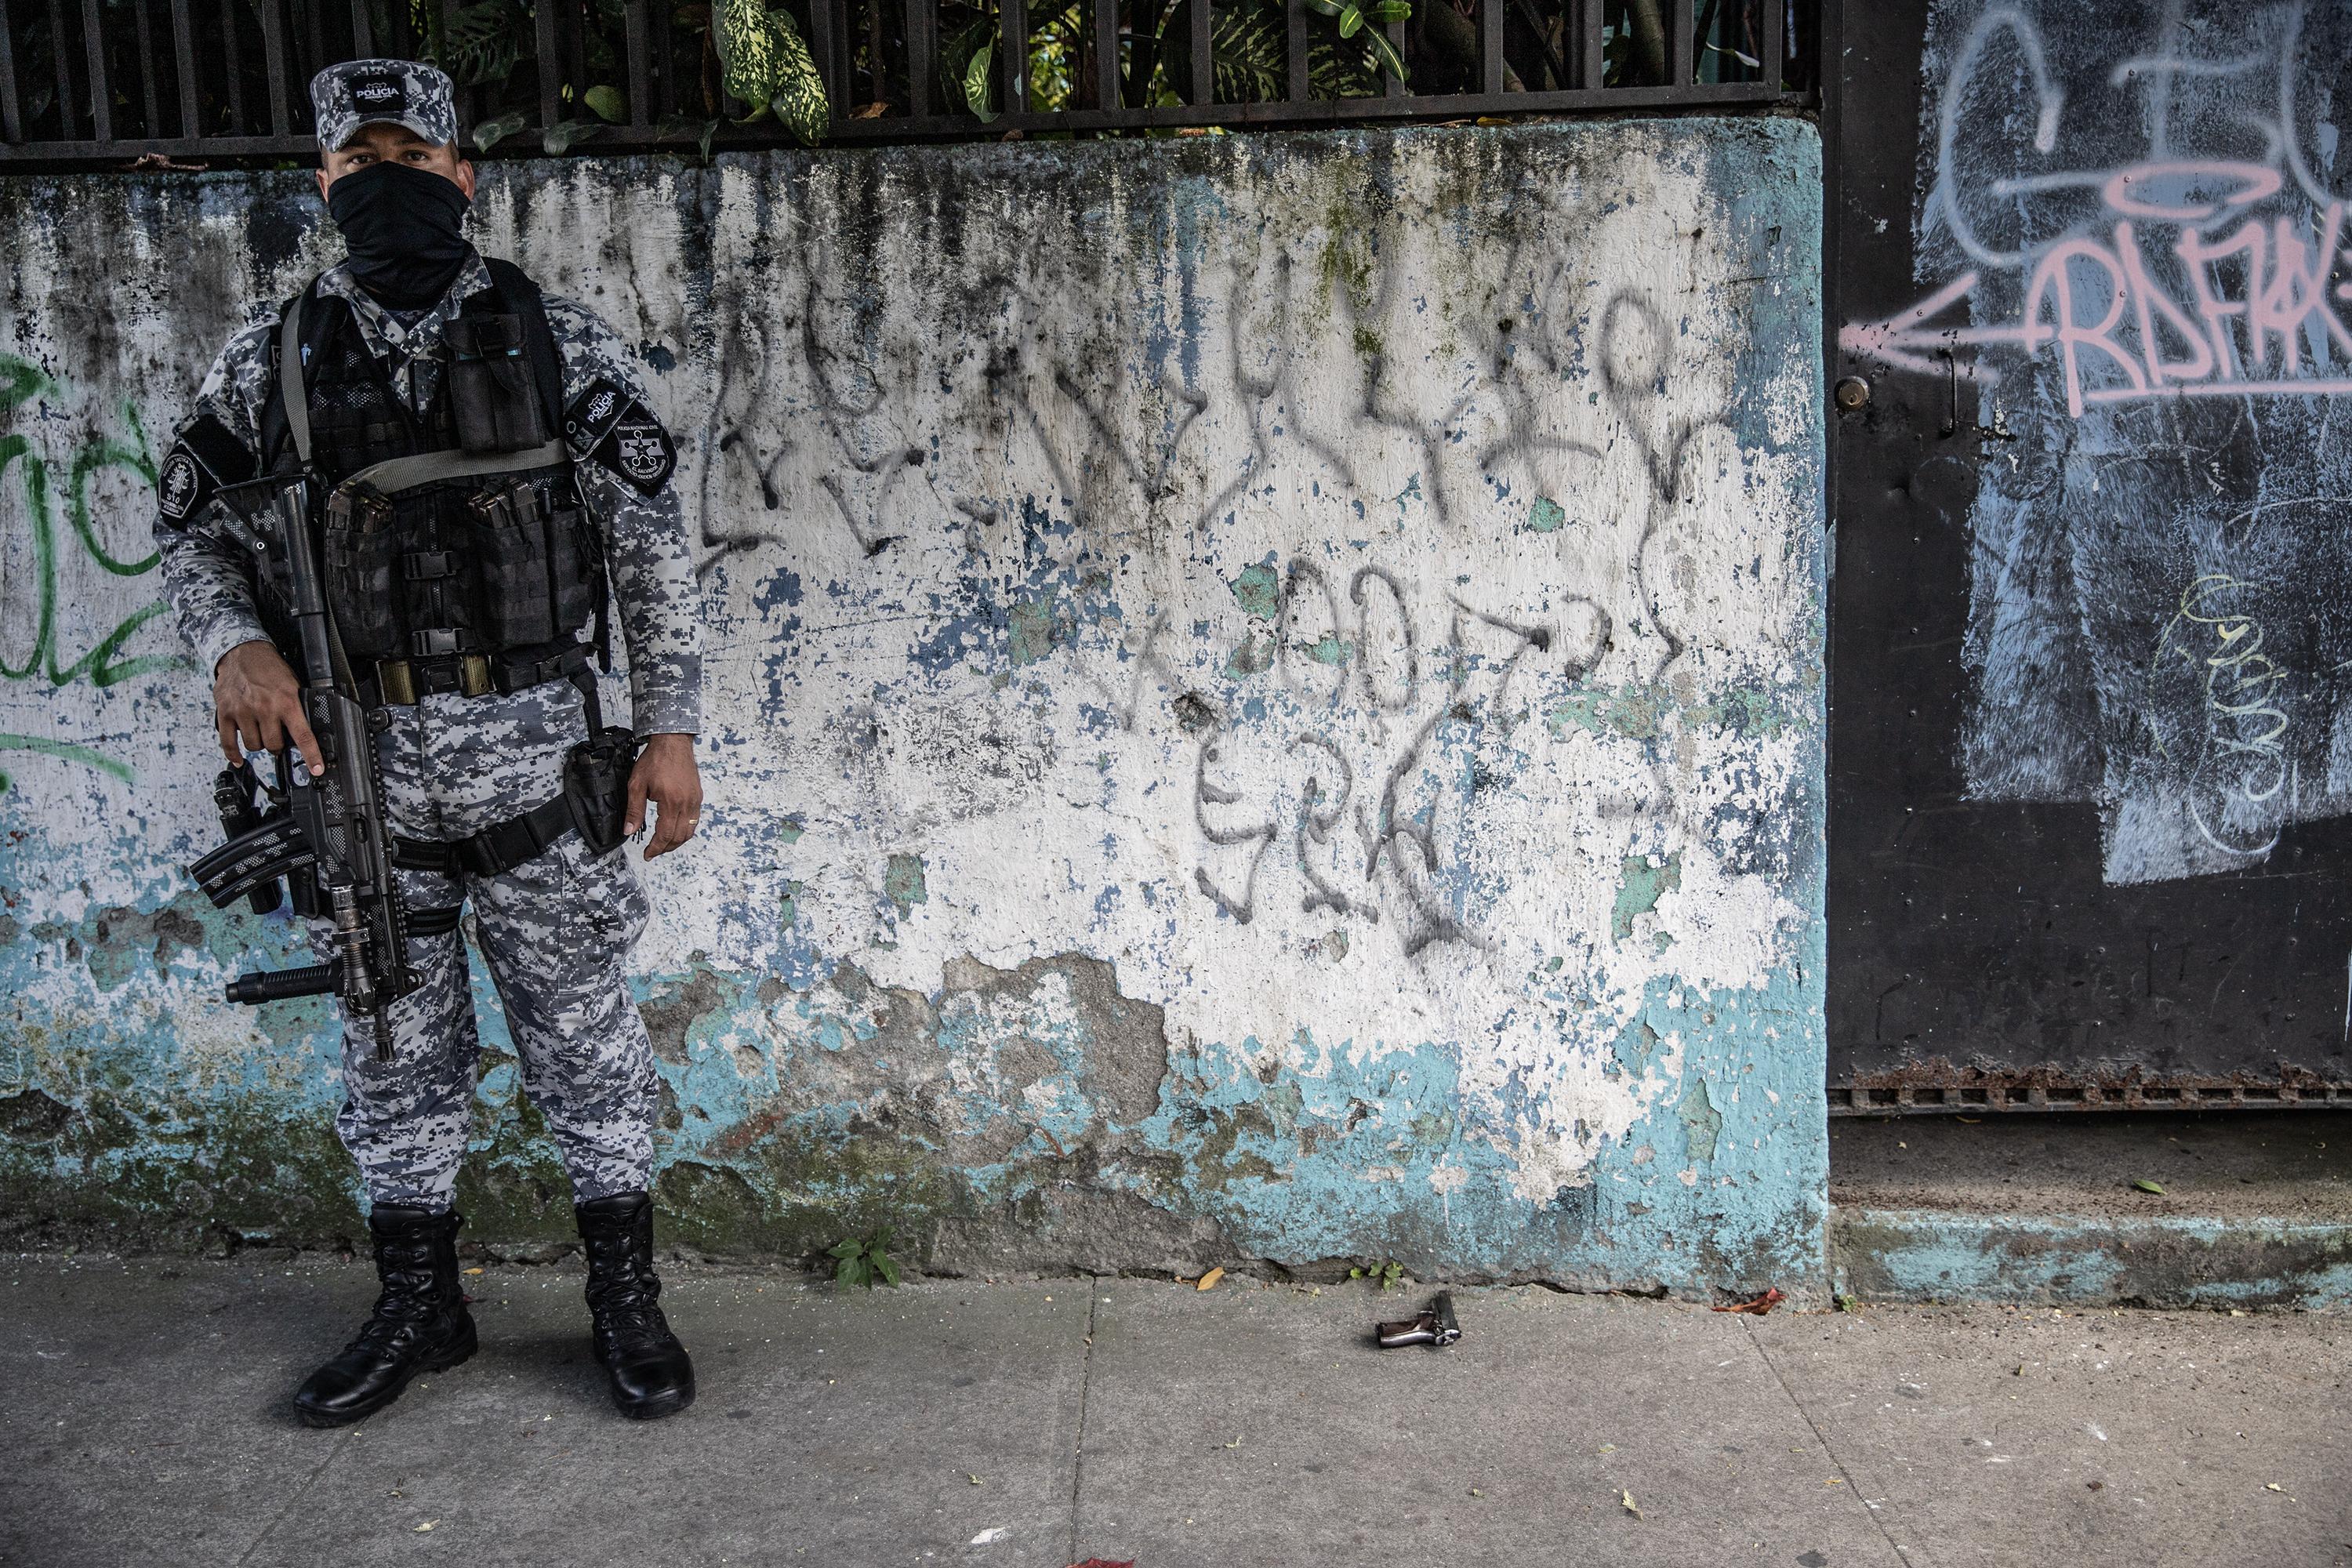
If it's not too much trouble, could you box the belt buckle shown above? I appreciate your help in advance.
[377,659,419,706]
[459,654,493,698]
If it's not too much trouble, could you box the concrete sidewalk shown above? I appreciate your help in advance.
[1,1255,2344,1568]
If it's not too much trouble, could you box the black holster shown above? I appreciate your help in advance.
[565,727,640,858]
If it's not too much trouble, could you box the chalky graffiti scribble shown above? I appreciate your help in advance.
[1861,2,2352,883]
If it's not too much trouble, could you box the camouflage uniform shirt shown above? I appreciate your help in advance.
[151,251,702,738]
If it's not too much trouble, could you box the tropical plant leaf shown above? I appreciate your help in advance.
[1210,5,1285,104]
[472,110,528,151]
[714,0,828,141]
[655,111,724,158]
[874,1252,902,1287]
[767,5,830,144]
[828,1237,863,1258]
[1359,24,1404,80]
[437,0,521,86]
[964,37,998,122]
[542,118,601,154]
[1171,0,1403,103]
[713,0,782,105]
[583,84,628,122]
[937,16,993,115]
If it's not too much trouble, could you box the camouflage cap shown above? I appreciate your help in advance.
[310,59,459,151]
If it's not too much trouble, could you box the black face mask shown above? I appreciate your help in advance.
[325,160,474,310]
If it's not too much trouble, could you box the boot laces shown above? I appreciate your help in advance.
[597,1297,677,1355]
[349,1234,447,1353]
[587,1253,674,1353]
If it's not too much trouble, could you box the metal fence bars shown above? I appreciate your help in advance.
[0,0,1815,165]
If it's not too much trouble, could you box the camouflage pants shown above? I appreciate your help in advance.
[314,678,657,1212]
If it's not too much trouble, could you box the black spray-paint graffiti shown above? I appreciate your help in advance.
[686,177,1755,946]
[1882,1,2352,883]
[0,354,184,792]
[1186,558,1612,958]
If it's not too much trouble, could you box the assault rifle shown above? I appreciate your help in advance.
[187,472,417,1061]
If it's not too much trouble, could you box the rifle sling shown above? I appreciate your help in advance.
[345,441,569,495]
[278,297,314,465]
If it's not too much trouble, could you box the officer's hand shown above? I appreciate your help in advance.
[628,732,702,859]
[214,640,323,775]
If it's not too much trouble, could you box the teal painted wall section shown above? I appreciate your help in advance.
[1836,1209,2352,1309]
[0,119,1827,1294]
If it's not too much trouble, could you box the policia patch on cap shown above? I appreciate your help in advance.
[347,71,408,117]
[154,413,258,526]
[564,377,676,495]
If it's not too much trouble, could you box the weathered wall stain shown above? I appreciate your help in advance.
[0,121,1826,1293]
[1849,1,2352,884]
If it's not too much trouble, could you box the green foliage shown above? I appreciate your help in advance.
[656,113,725,160]
[387,0,1422,149]
[768,15,831,143]
[1349,1258,1406,1290]
[714,0,833,144]
[472,111,528,151]
[1205,5,1285,103]
[1299,0,1408,80]
[542,118,601,154]
[829,1227,903,1290]
[1162,0,1410,107]
[1020,2,1085,110]
[938,16,996,119]
[435,0,524,86]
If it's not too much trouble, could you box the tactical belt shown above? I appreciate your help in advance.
[364,642,593,707]
[394,792,578,880]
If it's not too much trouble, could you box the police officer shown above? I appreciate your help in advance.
[151,60,705,1425]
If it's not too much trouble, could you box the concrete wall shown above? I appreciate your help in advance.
[0,119,1826,1294]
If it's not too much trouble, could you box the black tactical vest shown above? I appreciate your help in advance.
[259,259,602,702]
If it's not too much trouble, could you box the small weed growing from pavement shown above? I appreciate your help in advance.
[830,1228,902,1290]
[1350,1259,1406,1290]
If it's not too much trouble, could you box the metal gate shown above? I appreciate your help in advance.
[1827,0,2352,1112]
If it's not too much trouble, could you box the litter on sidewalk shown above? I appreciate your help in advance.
[1711,1288,1784,1316]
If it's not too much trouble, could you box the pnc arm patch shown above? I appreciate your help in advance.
[154,413,258,527]
[564,377,677,496]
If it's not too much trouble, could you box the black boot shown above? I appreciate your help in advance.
[576,1192,695,1421]
[293,1204,477,1428]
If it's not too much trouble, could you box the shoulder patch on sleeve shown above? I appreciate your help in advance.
[564,376,632,456]
[155,412,258,527]
[576,394,677,495]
